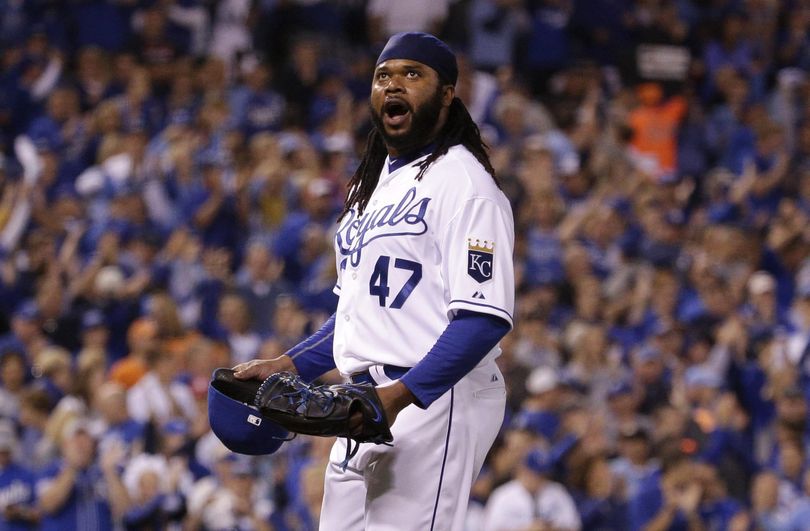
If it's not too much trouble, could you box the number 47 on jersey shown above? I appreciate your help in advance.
[368,255,421,309]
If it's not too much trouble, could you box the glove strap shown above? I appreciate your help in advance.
[339,437,360,472]
[338,437,393,472]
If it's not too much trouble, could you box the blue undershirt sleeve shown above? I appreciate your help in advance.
[286,313,337,382]
[400,310,511,408]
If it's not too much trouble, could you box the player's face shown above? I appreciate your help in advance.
[370,59,454,156]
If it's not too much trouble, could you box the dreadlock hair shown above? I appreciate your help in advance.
[339,97,498,219]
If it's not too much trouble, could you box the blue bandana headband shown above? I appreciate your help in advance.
[376,32,458,86]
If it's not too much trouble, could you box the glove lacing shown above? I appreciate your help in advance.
[255,373,391,472]
[280,386,360,471]
[255,374,337,412]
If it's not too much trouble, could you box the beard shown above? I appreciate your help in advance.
[370,86,445,154]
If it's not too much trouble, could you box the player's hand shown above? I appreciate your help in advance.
[233,355,297,381]
[362,381,415,431]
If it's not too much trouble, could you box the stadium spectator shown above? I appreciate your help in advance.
[0,421,38,530]
[186,453,273,531]
[0,350,27,422]
[484,448,581,531]
[121,453,186,530]
[36,418,130,531]
[125,347,197,427]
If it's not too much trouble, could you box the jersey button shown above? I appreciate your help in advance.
[344,315,350,321]
[352,273,357,280]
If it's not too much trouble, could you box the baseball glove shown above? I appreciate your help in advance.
[254,371,393,469]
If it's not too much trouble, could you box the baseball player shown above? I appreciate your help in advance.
[234,31,514,530]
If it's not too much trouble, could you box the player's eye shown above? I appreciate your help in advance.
[376,72,389,81]
[406,70,420,79]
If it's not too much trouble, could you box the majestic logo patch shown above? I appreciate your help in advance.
[247,414,262,426]
[467,238,494,283]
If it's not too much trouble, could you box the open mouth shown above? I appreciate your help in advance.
[383,99,411,128]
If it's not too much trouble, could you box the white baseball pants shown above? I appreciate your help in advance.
[319,360,506,530]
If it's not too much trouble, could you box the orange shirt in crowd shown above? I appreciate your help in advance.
[628,83,688,174]
[109,357,148,389]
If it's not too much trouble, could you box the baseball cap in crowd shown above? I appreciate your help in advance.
[659,171,682,186]
[707,202,742,225]
[123,454,166,499]
[619,425,650,441]
[278,133,303,156]
[523,448,554,475]
[683,366,723,390]
[13,300,40,321]
[323,133,354,154]
[522,133,552,154]
[557,371,589,395]
[511,409,560,440]
[748,271,776,296]
[306,178,334,199]
[168,109,193,127]
[63,416,102,440]
[208,369,290,455]
[81,309,107,331]
[228,455,257,477]
[607,379,634,400]
[526,366,559,395]
[161,419,190,436]
[30,132,60,154]
[633,344,662,364]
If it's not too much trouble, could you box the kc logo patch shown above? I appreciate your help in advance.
[467,238,494,283]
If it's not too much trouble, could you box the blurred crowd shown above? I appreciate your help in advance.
[0,0,809,529]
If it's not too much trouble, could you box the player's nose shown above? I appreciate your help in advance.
[384,75,405,93]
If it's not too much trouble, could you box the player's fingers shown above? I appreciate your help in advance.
[233,361,260,379]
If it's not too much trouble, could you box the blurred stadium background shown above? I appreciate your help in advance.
[0,0,809,529]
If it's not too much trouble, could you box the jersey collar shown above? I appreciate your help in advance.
[386,142,436,174]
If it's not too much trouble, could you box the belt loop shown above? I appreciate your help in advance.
[351,365,411,385]
[369,365,390,385]
[351,371,375,385]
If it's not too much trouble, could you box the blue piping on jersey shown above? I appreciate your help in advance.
[287,314,338,382]
[289,330,333,361]
[448,299,513,322]
[430,387,454,531]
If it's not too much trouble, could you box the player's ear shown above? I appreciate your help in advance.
[441,84,454,107]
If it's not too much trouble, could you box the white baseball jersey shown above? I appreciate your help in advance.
[332,144,515,376]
